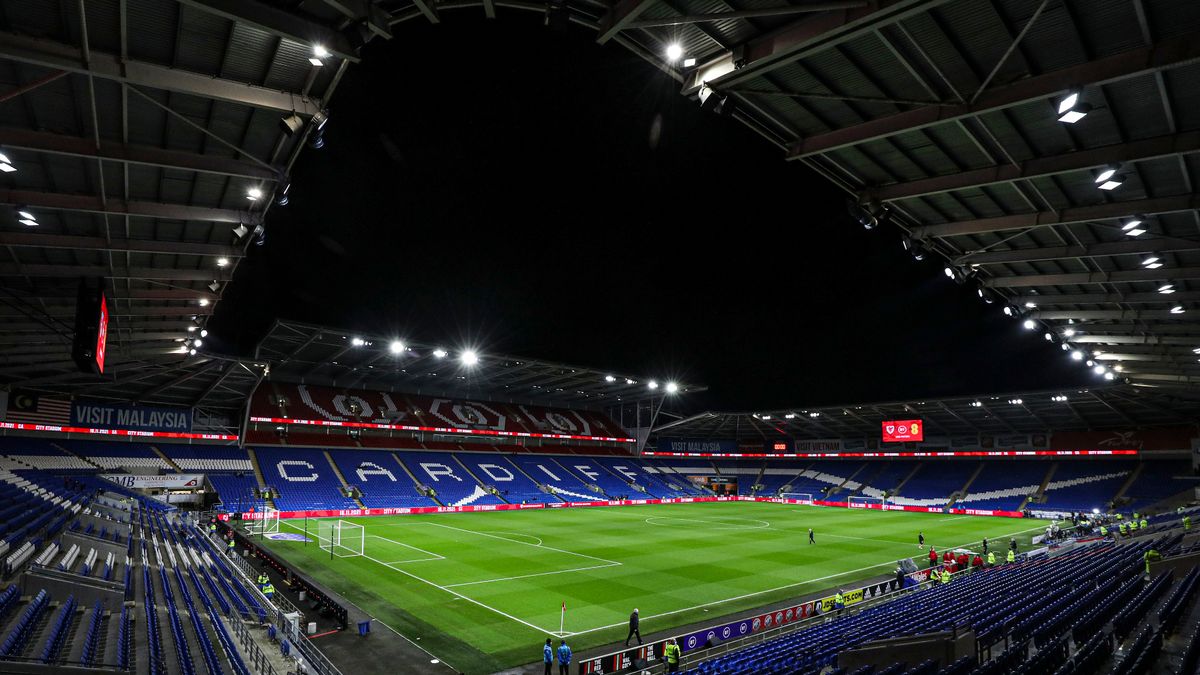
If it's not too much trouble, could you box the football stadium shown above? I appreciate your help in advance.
[3,1,1200,675]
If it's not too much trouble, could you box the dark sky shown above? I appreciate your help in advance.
[207,13,1089,412]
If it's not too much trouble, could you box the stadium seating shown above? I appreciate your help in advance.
[680,535,1180,675]
[454,453,560,504]
[955,461,1050,511]
[162,446,254,473]
[58,441,169,469]
[756,462,810,496]
[326,450,439,508]
[854,461,919,499]
[589,457,691,498]
[507,454,607,500]
[1121,460,1200,511]
[251,446,359,511]
[888,462,978,507]
[0,437,97,471]
[393,451,505,506]
[1040,461,1135,513]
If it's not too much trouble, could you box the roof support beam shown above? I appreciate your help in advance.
[0,264,232,281]
[597,0,661,44]
[627,2,868,30]
[1072,335,1200,346]
[1030,309,1188,321]
[681,0,953,95]
[956,237,1200,265]
[1012,290,1200,305]
[0,188,259,224]
[913,195,1200,239]
[1068,325,1200,336]
[175,0,360,61]
[787,29,1200,160]
[869,131,1200,202]
[0,127,283,181]
[0,232,241,258]
[0,31,322,114]
[0,306,213,318]
[984,267,1200,288]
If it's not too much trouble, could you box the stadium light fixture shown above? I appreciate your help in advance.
[1092,507,1100,514]
[460,349,479,366]
[350,337,365,347]
[187,326,197,333]
[232,224,250,240]
[1062,328,1076,337]
[433,348,447,359]
[1104,372,1115,380]
[665,382,679,394]
[17,210,34,220]
[216,258,229,268]
[1024,301,1037,308]
[192,339,203,349]
[784,413,796,419]
[310,45,328,66]
[1023,319,1036,330]
[604,375,615,383]
[1171,305,1185,314]
[207,281,220,293]
[200,329,208,338]
[1003,306,1015,317]
[1160,284,1175,294]
[666,43,683,62]
[198,298,209,307]
[189,348,197,356]
[944,266,954,279]
[18,218,36,227]
[1094,164,1119,184]
[1142,256,1160,266]
[1071,350,1084,360]
[969,401,982,407]
[809,411,820,418]
[1008,398,1023,405]
[1056,90,1091,123]
[1044,332,1053,341]
[389,340,406,354]
[648,380,660,390]
[760,414,771,420]
[683,57,696,68]
[246,187,263,200]
[1093,365,1106,375]
[0,152,15,173]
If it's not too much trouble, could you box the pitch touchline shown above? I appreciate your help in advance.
[561,523,1046,638]
[279,520,560,635]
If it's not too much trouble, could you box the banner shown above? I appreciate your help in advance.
[102,474,204,489]
[72,401,194,433]
[657,438,738,454]
[1053,428,1195,453]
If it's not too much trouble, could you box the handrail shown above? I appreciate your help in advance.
[226,613,280,675]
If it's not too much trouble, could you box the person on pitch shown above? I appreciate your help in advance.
[918,531,924,548]
[556,640,572,675]
[625,608,642,646]
[808,528,815,544]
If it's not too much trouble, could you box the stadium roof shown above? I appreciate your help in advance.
[253,320,704,406]
[650,383,1200,440]
[3,0,1200,415]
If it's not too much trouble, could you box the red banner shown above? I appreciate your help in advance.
[0,421,237,441]
[643,449,1137,458]
[882,419,923,443]
[238,495,1024,521]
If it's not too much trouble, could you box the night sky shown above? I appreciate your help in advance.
[207,14,1090,412]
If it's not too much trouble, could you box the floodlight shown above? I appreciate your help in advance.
[433,349,447,358]
[246,187,263,200]
[389,340,406,354]
[666,44,683,62]
[461,350,479,366]
[605,375,615,382]
[665,382,679,394]
[1023,319,1036,330]
[648,380,659,390]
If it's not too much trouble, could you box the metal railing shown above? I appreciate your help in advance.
[227,613,281,675]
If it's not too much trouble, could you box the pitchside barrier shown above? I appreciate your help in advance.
[577,565,950,675]
[236,496,1027,521]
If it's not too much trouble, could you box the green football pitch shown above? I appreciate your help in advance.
[257,501,1046,673]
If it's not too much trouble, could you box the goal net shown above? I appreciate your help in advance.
[317,520,365,558]
[848,495,886,509]
[780,493,814,504]
[246,507,280,535]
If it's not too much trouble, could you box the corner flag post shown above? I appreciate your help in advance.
[560,601,566,635]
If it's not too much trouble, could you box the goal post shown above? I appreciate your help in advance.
[780,493,814,504]
[848,495,886,509]
[317,520,364,558]
[246,507,280,536]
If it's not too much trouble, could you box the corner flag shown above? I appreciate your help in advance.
[560,601,566,635]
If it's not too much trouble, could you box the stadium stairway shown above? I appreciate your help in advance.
[244,447,273,509]
[945,463,986,508]
[150,446,183,471]
[1018,461,1059,511]
[322,450,367,509]
[451,456,510,504]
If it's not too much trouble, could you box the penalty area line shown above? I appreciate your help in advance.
[443,562,622,588]
[278,520,560,637]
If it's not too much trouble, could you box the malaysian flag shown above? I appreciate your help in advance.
[7,393,72,426]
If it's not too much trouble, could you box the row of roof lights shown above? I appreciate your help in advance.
[1012,310,1121,380]
[1055,91,1126,191]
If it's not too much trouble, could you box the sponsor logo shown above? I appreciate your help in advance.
[264,533,311,542]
